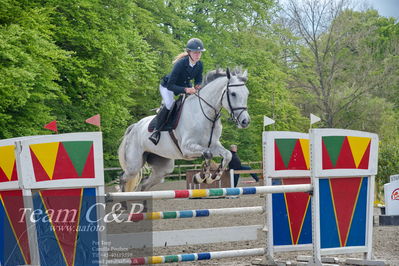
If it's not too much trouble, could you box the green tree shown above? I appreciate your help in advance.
[42,0,160,164]
[282,1,399,130]
[280,0,399,191]
[0,2,68,138]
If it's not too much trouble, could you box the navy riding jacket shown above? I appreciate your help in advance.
[161,56,203,95]
[229,151,242,170]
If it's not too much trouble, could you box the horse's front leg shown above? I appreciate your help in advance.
[181,141,207,158]
[205,142,232,184]
[180,142,213,183]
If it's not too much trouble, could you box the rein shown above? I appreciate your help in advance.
[193,79,247,148]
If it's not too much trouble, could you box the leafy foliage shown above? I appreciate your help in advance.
[0,3,68,138]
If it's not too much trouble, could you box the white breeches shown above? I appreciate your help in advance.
[159,85,174,110]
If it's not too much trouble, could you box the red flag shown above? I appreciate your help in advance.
[85,114,101,127]
[43,120,58,133]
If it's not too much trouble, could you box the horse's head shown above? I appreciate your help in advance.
[222,68,250,128]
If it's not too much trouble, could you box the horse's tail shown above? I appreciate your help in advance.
[118,123,143,192]
[118,123,135,171]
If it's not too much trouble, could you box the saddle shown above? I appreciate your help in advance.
[148,95,186,133]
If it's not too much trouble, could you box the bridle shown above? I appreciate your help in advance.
[194,77,248,147]
[224,82,248,125]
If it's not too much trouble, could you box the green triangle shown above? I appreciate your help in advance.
[62,141,93,176]
[322,136,345,167]
[275,139,298,168]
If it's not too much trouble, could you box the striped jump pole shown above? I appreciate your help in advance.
[121,206,264,221]
[108,248,265,265]
[107,184,313,201]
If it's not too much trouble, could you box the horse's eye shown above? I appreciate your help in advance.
[231,92,236,97]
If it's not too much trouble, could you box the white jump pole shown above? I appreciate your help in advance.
[119,206,265,221]
[107,248,266,265]
[107,184,313,201]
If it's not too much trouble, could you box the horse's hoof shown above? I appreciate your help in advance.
[214,174,221,181]
[205,177,214,184]
[118,176,127,192]
[203,150,213,160]
[194,173,205,184]
[105,195,113,203]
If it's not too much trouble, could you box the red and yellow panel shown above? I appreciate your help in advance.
[29,141,95,181]
[0,145,18,183]
[322,136,371,170]
[275,138,310,171]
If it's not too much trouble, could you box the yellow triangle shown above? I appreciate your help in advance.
[0,145,16,181]
[299,139,310,170]
[347,136,371,168]
[30,142,60,180]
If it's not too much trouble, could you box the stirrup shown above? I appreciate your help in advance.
[149,131,160,145]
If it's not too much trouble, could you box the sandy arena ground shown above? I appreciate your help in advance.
[106,178,399,265]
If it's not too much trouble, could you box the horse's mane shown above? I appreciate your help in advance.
[202,67,247,87]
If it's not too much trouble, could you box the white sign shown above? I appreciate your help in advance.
[390,174,399,182]
[384,180,399,215]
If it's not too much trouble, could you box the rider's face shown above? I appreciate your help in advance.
[189,51,202,63]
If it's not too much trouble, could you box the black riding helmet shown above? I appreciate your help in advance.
[186,38,206,52]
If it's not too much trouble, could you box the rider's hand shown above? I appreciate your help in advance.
[185,87,197,94]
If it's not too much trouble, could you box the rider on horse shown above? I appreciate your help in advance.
[149,38,206,145]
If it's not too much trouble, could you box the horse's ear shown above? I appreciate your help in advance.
[241,69,248,81]
[226,68,231,79]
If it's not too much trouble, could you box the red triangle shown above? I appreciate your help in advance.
[357,142,371,169]
[275,142,287,170]
[330,178,362,246]
[30,147,51,181]
[0,162,18,182]
[52,143,79,180]
[80,145,95,178]
[40,189,82,266]
[283,178,311,244]
[1,190,31,264]
[0,167,9,182]
[43,120,58,132]
[287,141,308,170]
[335,137,356,168]
[322,141,334,169]
[10,161,18,181]
[85,114,101,127]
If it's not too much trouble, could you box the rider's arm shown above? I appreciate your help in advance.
[194,61,203,88]
[166,59,187,95]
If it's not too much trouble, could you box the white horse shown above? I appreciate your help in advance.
[118,68,250,192]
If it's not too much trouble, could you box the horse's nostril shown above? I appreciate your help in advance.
[241,119,250,127]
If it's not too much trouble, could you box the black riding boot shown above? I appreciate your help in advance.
[149,107,169,145]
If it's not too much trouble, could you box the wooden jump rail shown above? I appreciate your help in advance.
[233,169,263,174]
[232,169,264,180]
